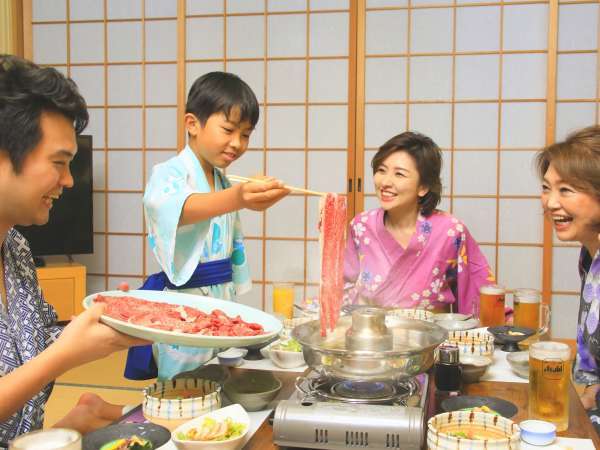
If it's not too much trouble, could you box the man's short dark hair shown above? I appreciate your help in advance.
[186,71,259,128]
[0,54,88,173]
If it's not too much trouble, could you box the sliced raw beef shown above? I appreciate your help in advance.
[94,295,265,336]
[318,193,347,336]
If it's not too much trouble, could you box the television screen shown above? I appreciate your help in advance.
[16,134,94,257]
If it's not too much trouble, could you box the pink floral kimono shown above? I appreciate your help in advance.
[344,209,494,314]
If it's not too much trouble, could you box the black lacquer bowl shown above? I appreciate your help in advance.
[487,326,535,352]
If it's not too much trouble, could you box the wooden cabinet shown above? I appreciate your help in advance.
[37,263,86,321]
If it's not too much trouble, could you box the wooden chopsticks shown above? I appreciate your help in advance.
[227,174,326,197]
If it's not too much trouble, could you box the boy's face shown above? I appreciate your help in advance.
[187,108,253,171]
[0,111,77,231]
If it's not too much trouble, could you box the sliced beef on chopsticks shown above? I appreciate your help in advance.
[318,193,347,336]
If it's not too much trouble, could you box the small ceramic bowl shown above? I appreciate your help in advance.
[217,348,248,367]
[427,411,520,449]
[268,341,306,369]
[506,351,529,379]
[387,308,435,322]
[171,404,250,450]
[519,420,556,446]
[460,355,492,383]
[223,371,282,412]
[446,330,495,357]
[143,378,221,430]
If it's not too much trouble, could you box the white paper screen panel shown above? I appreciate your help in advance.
[549,1,599,338]
[362,2,549,299]
[31,0,179,296]
[184,5,352,310]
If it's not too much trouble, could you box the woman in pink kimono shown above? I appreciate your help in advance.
[344,131,494,314]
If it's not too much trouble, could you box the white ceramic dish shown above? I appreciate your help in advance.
[83,290,282,347]
[171,404,250,450]
[460,355,492,383]
[506,351,529,379]
[267,340,305,369]
[519,420,556,446]
[217,348,248,367]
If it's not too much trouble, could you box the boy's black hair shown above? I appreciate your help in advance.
[186,71,259,128]
[0,54,89,173]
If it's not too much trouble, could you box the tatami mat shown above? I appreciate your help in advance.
[56,350,154,389]
[45,350,155,428]
[44,385,143,428]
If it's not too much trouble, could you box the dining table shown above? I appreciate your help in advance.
[236,366,600,450]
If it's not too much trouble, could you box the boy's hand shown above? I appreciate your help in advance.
[237,176,291,211]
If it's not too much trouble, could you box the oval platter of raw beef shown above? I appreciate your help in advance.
[82,290,283,348]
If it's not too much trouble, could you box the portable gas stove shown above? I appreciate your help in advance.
[272,307,446,450]
[272,371,429,450]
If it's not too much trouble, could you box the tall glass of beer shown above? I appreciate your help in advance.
[478,284,506,327]
[528,341,571,431]
[513,288,550,334]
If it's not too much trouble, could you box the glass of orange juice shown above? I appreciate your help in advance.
[272,282,295,319]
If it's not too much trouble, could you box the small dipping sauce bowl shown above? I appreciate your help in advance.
[217,348,248,367]
[519,420,556,446]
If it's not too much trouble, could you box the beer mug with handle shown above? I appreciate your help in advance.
[513,288,550,335]
[528,341,571,432]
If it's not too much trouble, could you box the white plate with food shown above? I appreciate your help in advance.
[83,290,282,348]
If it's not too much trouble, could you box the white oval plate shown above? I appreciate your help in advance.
[172,403,250,449]
[83,290,282,348]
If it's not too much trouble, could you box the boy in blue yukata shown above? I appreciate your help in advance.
[125,72,290,380]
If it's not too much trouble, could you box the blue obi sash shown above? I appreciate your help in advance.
[123,258,233,380]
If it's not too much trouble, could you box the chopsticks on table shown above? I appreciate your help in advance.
[227,174,326,197]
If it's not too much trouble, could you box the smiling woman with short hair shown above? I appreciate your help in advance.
[536,125,600,431]
[343,131,494,314]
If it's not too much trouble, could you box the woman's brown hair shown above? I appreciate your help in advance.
[536,125,600,199]
[371,131,442,216]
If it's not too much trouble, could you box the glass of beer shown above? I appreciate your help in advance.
[272,282,295,319]
[478,284,506,327]
[10,429,82,450]
[513,288,550,334]
[528,341,571,431]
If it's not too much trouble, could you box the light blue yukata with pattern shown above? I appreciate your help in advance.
[143,145,251,380]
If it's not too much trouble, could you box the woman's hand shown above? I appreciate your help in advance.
[237,176,290,211]
[580,384,600,410]
[53,303,150,370]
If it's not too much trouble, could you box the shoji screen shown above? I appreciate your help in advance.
[182,0,351,311]
[31,0,180,294]
[550,0,599,338]
[360,0,548,311]
[30,0,352,313]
